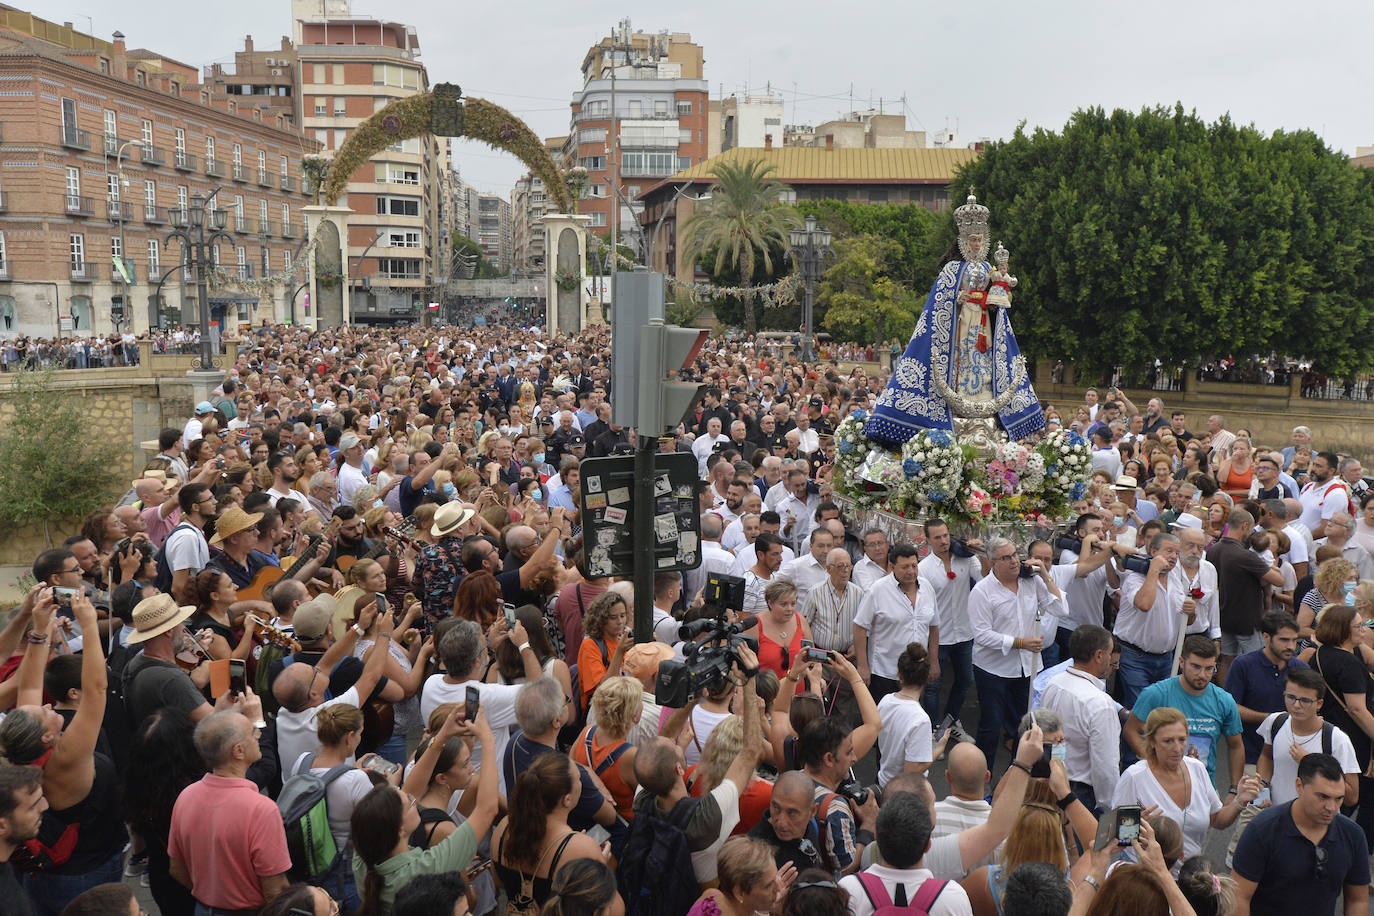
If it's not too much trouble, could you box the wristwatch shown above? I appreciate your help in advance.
[351,623,366,637]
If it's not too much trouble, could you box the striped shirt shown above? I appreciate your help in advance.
[801,579,864,651]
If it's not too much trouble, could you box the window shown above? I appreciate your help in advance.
[333,129,347,149]
[376,196,419,217]
[628,100,642,117]
[866,189,888,203]
[107,174,120,202]
[379,258,421,278]
[104,109,117,141]
[387,230,421,248]
[61,97,77,129]
[372,64,419,89]
[676,100,693,116]
[66,166,81,199]
[677,156,691,171]
[0,234,7,275]
[178,186,188,212]
[283,250,292,272]
[205,136,215,162]
[141,119,153,146]
[233,144,242,166]
[280,156,289,179]
[135,71,145,86]
[578,127,607,144]
[314,102,326,117]
[147,239,159,275]
[679,128,692,144]
[584,184,607,198]
[333,98,345,117]
[260,200,268,223]
[144,180,156,214]
[281,202,290,227]
[312,64,326,84]
[237,246,247,272]
[175,128,186,153]
[111,236,122,259]
[621,151,676,176]
[578,156,606,171]
[383,165,419,185]
[69,233,85,270]
[627,185,641,197]
[587,212,606,226]
[654,99,668,116]
[258,151,266,171]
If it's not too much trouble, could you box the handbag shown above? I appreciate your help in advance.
[1312,648,1374,779]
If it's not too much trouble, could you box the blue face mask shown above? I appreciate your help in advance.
[1345,581,1358,605]
[442,483,456,497]
[1051,744,1068,765]
[530,488,542,501]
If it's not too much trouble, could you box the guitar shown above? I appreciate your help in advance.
[237,532,326,602]
[382,525,423,552]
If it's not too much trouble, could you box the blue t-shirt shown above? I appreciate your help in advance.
[1224,649,1309,763]
[1131,676,1242,780]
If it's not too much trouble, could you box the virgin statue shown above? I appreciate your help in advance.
[864,192,1045,447]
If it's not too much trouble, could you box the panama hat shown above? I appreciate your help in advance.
[125,593,197,644]
[209,507,264,545]
[431,502,477,538]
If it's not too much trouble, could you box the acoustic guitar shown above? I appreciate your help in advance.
[236,532,325,602]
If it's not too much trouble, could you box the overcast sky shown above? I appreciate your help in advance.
[74,0,1374,195]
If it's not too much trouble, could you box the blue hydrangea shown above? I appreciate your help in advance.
[903,458,922,478]
[1046,463,1059,475]
[838,440,853,455]
[850,408,868,421]
[929,488,947,502]
[928,429,952,448]
[1070,482,1087,500]
[1067,431,1087,448]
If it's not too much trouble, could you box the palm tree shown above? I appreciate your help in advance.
[680,159,798,333]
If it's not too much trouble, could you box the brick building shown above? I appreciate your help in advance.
[0,10,317,337]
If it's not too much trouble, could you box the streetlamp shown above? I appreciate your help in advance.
[787,214,834,364]
[112,139,140,330]
[166,192,232,373]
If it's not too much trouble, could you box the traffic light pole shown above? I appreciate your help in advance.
[632,430,655,644]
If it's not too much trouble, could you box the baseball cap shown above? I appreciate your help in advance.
[293,596,337,642]
[808,396,824,408]
[338,433,362,451]
[194,401,216,415]
[569,435,586,447]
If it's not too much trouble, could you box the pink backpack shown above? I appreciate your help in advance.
[856,873,947,916]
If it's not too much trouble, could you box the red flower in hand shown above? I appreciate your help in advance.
[947,570,957,580]
[1190,587,1205,600]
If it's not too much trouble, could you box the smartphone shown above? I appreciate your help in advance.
[1031,742,1053,779]
[488,465,500,486]
[586,824,611,846]
[933,713,958,745]
[52,586,79,608]
[465,685,481,721]
[1114,805,1142,847]
[376,594,387,618]
[805,647,831,663]
[504,602,518,628]
[360,755,401,779]
[217,458,226,469]
[228,659,247,695]
[1250,786,1271,808]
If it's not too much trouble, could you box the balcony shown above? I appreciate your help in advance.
[236,264,255,280]
[0,262,9,280]
[65,195,95,217]
[205,158,225,178]
[235,217,258,235]
[258,220,278,237]
[143,205,168,225]
[280,174,295,192]
[70,262,99,282]
[376,267,423,280]
[140,144,165,167]
[61,126,91,151]
[282,221,299,238]
[174,151,197,172]
[106,199,132,221]
[257,170,275,188]
[103,135,121,156]
[232,164,248,182]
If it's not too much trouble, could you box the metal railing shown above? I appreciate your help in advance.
[0,190,9,212]
[282,221,299,238]
[62,126,91,150]
[103,135,121,156]
[232,164,248,182]
[205,158,225,178]
[257,170,275,188]
[65,195,94,216]
[280,174,295,192]
[140,144,165,166]
[234,217,256,234]
[106,199,132,221]
[174,151,197,171]
[70,262,98,281]
[143,205,168,225]
[258,220,278,237]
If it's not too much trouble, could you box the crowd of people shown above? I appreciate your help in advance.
[0,321,1372,916]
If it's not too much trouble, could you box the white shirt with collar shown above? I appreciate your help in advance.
[729,541,795,578]
[778,493,818,550]
[763,479,790,512]
[969,574,1064,678]
[691,433,728,477]
[1171,560,1220,638]
[852,573,937,681]
[685,539,736,603]
[851,555,889,591]
[1055,549,1112,631]
[721,517,749,553]
[918,553,981,645]
[778,552,828,595]
[1114,568,1185,654]
[1040,665,1122,804]
[795,426,819,454]
[839,863,972,916]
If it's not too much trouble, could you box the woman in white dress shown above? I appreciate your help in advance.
[1112,707,1261,859]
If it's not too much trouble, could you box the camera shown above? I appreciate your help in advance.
[1018,562,1041,579]
[703,572,745,611]
[949,537,977,559]
[655,615,760,708]
[835,776,881,807]
[1053,535,1083,554]
[1120,553,1153,575]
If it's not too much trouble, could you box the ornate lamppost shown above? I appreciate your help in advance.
[167,192,232,372]
[788,214,834,364]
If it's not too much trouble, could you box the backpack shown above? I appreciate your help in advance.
[616,796,703,916]
[277,753,352,880]
[254,640,290,716]
[154,523,202,593]
[855,873,948,916]
[502,830,576,916]
[1268,713,1334,755]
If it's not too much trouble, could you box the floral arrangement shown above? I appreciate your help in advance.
[1035,428,1093,506]
[554,268,582,293]
[892,429,965,514]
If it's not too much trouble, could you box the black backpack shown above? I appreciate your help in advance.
[154,523,202,593]
[1268,713,1334,755]
[616,796,702,916]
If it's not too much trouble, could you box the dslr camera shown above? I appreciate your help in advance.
[1120,553,1153,575]
[836,776,882,807]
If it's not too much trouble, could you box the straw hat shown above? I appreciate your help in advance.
[431,502,477,538]
[125,593,197,644]
[209,506,264,545]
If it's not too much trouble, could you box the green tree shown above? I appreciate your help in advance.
[0,367,121,545]
[452,234,504,279]
[953,105,1374,379]
[818,235,922,343]
[681,159,799,333]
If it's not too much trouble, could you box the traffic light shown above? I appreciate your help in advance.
[637,321,708,436]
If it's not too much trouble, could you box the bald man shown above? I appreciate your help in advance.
[748,770,824,873]
[931,742,993,868]
[112,504,146,537]
[134,477,183,549]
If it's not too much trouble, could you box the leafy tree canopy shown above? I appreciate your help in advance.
[953,104,1374,378]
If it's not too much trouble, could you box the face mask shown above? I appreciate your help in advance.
[1345,582,1358,605]
[530,488,542,501]
[373,500,384,509]
[1113,516,1125,527]
[1051,744,1068,765]
[532,453,545,466]
[442,483,456,497]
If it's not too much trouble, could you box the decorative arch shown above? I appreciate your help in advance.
[318,85,571,213]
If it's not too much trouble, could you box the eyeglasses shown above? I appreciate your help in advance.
[1314,845,1328,880]
[994,553,1019,563]
[1284,693,1319,707]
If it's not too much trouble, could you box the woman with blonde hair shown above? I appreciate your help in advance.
[962,802,1068,916]
[686,836,792,916]
[572,676,641,819]
[1299,557,1358,636]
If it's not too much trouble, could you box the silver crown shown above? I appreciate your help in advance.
[954,191,990,235]
[994,241,1009,264]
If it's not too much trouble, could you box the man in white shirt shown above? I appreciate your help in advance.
[335,433,368,509]
[779,528,832,595]
[853,543,938,704]
[1040,624,1120,813]
[969,538,1065,768]
[802,548,864,657]
[1258,667,1360,807]
[918,521,987,727]
[264,451,300,507]
[730,512,795,577]
[1113,532,1186,709]
[930,743,992,862]
[650,573,683,645]
[778,469,819,554]
[741,533,786,617]
[691,416,728,478]
[1317,512,1374,581]
[1089,428,1121,480]
[852,529,890,591]
[721,495,762,552]
[839,792,974,916]
[685,513,737,603]
[182,400,217,448]
[1299,451,1351,539]
[420,618,543,792]
[1172,526,1221,641]
[1049,514,1126,662]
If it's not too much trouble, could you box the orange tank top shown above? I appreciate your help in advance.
[1224,462,1254,493]
[573,724,635,819]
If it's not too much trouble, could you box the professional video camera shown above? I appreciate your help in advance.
[1120,552,1153,575]
[654,613,760,707]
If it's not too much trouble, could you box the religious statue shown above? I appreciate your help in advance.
[864,192,1044,447]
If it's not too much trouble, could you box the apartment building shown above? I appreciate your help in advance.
[0,10,316,337]
[475,194,512,273]
[198,35,300,127]
[510,136,566,275]
[567,21,708,251]
[784,110,926,149]
[720,91,784,152]
[296,10,442,325]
